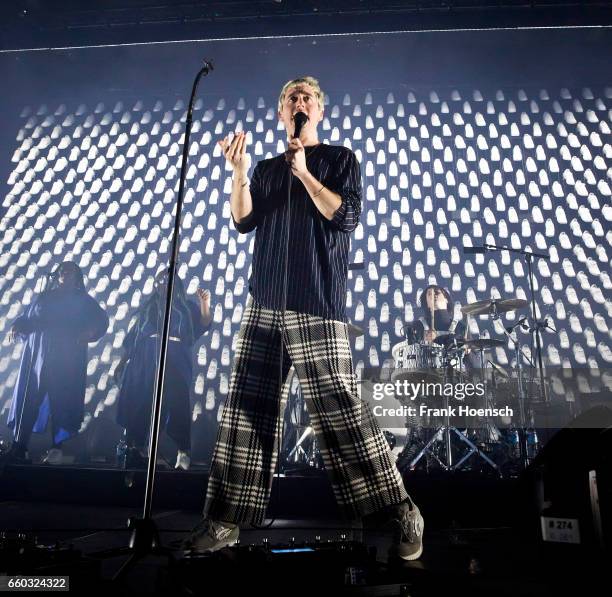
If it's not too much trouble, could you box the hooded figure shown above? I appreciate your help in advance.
[7,261,108,464]
[115,271,212,470]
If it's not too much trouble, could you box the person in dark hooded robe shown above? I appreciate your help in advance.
[114,271,212,470]
[7,261,109,465]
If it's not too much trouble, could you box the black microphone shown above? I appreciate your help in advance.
[463,246,487,254]
[201,59,214,74]
[293,111,308,139]
[505,316,528,334]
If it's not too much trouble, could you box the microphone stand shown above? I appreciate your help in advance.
[467,243,551,403]
[467,243,556,469]
[498,316,531,469]
[4,272,51,464]
[102,60,214,579]
[260,113,308,527]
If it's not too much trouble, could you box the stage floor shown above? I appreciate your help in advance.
[0,498,604,596]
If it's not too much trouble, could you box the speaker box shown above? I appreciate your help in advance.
[523,405,612,551]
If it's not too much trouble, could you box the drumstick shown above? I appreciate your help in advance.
[430,289,436,335]
[463,312,471,356]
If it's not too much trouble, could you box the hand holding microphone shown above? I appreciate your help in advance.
[285,112,309,177]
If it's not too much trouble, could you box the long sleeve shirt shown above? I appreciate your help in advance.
[232,143,362,322]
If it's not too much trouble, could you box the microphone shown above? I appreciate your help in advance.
[463,246,487,254]
[293,111,308,139]
[505,316,528,334]
[488,360,509,379]
[201,59,214,74]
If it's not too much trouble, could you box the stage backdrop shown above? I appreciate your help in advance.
[0,28,610,460]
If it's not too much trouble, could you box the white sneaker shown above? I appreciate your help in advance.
[182,518,239,553]
[175,450,191,470]
[42,448,63,465]
[392,497,424,561]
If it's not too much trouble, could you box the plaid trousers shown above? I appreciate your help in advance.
[203,296,408,524]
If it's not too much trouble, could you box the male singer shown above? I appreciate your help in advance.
[184,77,424,560]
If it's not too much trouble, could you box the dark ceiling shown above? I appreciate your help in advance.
[1,0,611,51]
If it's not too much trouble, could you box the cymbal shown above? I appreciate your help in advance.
[347,322,364,339]
[463,338,506,350]
[433,333,465,349]
[461,297,529,317]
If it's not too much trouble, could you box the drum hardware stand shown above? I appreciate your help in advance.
[470,342,502,446]
[285,425,320,468]
[282,368,323,472]
[405,352,500,474]
[497,317,530,468]
[497,315,554,469]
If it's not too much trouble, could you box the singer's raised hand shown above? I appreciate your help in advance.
[218,131,248,174]
[196,288,211,309]
[197,288,212,326]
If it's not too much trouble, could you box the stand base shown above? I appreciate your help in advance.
[402,426,501,476]
[92,517,174,581]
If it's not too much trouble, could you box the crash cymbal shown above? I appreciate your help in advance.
[347,322,364,339]
[460,297,529,317]
[463,338,506,350]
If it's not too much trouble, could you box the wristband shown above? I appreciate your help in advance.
[313,185,325,198]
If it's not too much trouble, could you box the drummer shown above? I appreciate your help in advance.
[405,285,463,343]
[406,285,479,368]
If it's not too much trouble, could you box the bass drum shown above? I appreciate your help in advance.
[391,340,444,370]
[390,340,446,401]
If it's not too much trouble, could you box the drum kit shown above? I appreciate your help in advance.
[281,294,547,477]
[391,295,549,476]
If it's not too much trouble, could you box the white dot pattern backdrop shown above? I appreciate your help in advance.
[0,31,610,431]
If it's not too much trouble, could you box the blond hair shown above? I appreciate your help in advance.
[277,76,324,113]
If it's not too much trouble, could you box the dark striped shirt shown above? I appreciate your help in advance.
[232,143,362,322]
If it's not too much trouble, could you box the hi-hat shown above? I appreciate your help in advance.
[433,333,464,349]
[463,338,506,350]
[461,297,528,317]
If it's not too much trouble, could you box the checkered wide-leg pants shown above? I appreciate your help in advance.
[203,297,408,524]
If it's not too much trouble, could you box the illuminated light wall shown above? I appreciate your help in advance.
[0,30,610,445]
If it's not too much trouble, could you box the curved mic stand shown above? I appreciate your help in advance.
[104,60,214,579]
